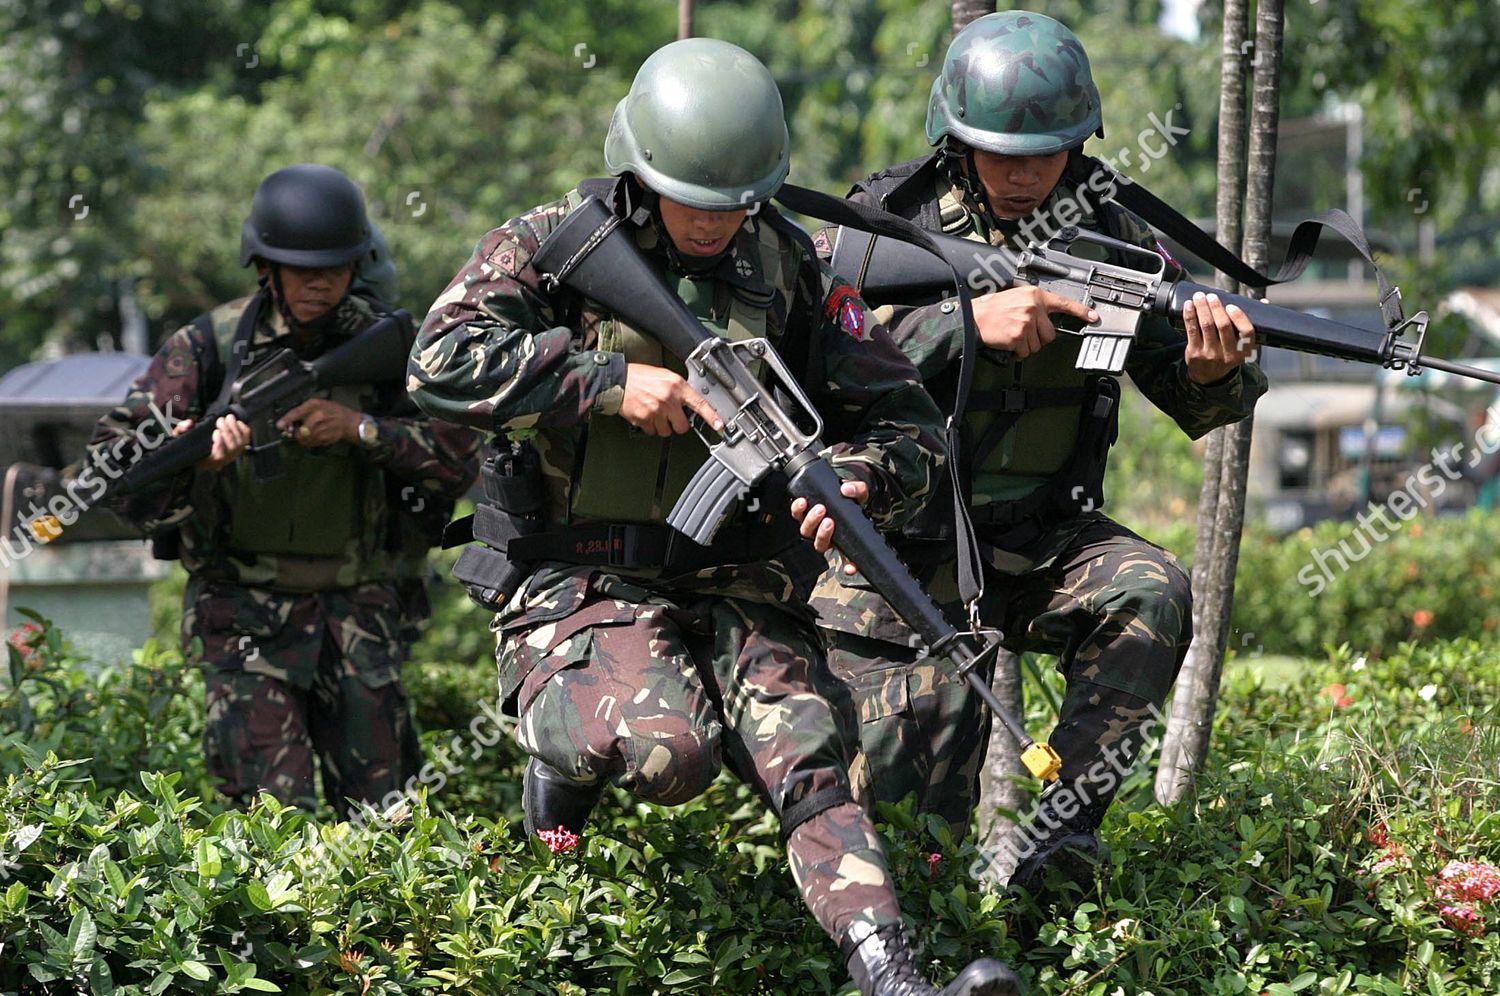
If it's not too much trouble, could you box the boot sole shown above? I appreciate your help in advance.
[947,960,1023,996]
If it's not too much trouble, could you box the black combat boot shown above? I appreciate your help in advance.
[1007,783,1112,902]
[841,922,1022,996]
[522,757,604,837]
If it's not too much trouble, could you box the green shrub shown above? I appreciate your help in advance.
[1227,511,1500,658]
[5,614,1500,992]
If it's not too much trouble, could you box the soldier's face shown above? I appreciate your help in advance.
[969,149,1070,219]
[657,198,748,258]
[260,263,354,322]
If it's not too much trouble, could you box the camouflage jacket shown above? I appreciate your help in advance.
[90,291,480,594]
[408,185,946,610]
[810,154,1267,637]
[840,154,1267,469]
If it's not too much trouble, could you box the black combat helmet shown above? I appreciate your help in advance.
[240,164,374,269]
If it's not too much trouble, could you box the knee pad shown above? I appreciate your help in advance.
[623,730,722,806]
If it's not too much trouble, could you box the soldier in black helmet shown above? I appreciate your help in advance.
[88,164,479,817]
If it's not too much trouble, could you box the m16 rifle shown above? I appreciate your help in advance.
[830,223,1500,387]
[37,310,414,542]
[532,195,1062,783]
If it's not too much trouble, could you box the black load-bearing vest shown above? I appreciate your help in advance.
[449,178,827,609]
[851,155,1123,546]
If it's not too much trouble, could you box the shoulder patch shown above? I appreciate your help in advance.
[826,284,867,341]
[162,337,194,378]
[486,233,530,276]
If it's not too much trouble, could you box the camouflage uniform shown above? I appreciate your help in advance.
[92,292,479,816]
[810,159,1268,841]
[409,183,948,942]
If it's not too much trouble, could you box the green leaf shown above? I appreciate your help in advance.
[180,960,213,982]
[195,838,222,878]
[245,881,273,911]
[6,641,23,688]
[67,908,97,959]
[104,859,128,898]
[242,980,281,993]
[3,881,26,913]
[88,957,115,996]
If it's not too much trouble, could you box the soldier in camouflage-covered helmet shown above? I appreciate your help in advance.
[809,10,1268,901]
[89,164,480,818]
[410,37,1019,996]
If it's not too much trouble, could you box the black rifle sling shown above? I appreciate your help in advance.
[1081,155,1408,329]
[774,182,987,611]
[197,290,265,410]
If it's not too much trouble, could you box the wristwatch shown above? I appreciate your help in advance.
[356,415,380,448]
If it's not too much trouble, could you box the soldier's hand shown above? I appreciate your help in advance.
[187,414,252,471]
[790,479,869,573]
[1183,291,1256,384]
[278,399,362,448]
[974,286,1097,359]
[621,363,724,437]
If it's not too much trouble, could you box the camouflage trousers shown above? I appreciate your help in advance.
[503,576,903,939]
[185,577,423,819]
[820,513,1192,840]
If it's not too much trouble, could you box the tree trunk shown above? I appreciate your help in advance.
[947,0,1026,868]
[1156,0,1284,805]
[677,0,693,40]
[951,1,992,31]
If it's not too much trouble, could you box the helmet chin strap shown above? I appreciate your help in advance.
[265,263,342,342]
[941,141,1001,232]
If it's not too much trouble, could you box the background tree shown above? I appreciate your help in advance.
[1157,0,1284,804]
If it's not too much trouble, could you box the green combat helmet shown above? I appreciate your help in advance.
[604,37,789,209]
[926,10,1103,155]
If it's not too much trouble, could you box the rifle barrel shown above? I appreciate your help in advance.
[1414,355,1500,387]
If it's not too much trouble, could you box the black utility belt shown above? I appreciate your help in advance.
[509,521,795,574]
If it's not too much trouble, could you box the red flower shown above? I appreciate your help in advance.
[1319,683,1354,709]
[1440,903,1486,937]
[536,826,580,855]
[1412,609,1435,629]
[6,622,44,671]
[1437,861,1500,903]
[927,852,942,880]
[1366,823,1390,848]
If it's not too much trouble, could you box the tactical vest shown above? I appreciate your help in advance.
[177,294,393,591]
[854,154,1122,540]
[450,183,824,608]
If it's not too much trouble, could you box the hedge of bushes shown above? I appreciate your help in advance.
[5,611,1500,993]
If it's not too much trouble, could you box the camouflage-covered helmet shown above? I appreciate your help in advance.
[604,38,790,210]
[240,164,374,268]
[925,11,1103,156]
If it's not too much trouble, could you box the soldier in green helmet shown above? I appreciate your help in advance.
[809,10,1268,897]
[411,37,1020,996]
